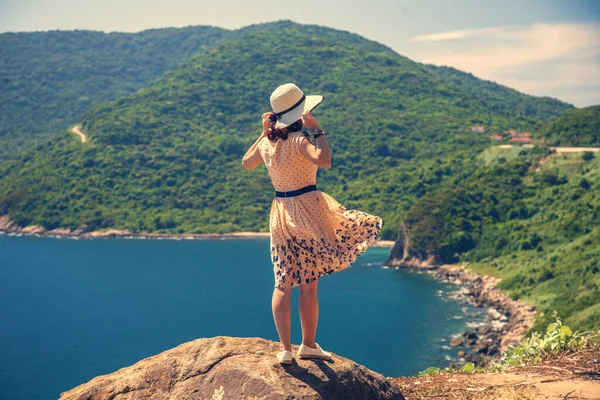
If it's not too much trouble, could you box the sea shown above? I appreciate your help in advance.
[0,235,484,400]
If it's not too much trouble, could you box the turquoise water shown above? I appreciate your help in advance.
[0,235,479,400]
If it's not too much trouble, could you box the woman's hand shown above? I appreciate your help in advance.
[301,110,320,130]
[261,112,274,137]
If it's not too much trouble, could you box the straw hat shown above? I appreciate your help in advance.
[270,83,323,129]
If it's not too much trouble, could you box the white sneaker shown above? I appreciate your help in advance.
[297,343,333,361]
[276,350,293,365]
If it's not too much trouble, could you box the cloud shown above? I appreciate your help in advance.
[402,23,600,107]
[411,26,509,42]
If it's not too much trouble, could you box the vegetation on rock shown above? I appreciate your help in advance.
[419,313,599,375]
[500,312,598,368]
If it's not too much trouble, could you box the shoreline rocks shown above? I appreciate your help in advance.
[0,214,271,240]
[59,336,405,400]
[0,214,395,246]
[0,215,14,230]
[386,257,536,367]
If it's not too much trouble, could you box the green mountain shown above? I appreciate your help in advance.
[427,65,574,132]
[389,146,599,330]
[536,105,600,146]
[0,21,573,240]
[0,26,229,160]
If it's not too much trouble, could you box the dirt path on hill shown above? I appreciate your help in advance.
[71,125,87,143]
[494,145,599,153]
[548,146,600,153]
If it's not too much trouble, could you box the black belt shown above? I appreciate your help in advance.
[275,184,317,198]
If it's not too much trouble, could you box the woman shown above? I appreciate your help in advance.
[242,83,382,365]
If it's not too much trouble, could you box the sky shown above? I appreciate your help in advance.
[1,0,599,107]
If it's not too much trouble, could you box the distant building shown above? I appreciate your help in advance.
[471,125,486,133]
[509,137,532,143]
[489,135,503,140]
[504,129,517,135]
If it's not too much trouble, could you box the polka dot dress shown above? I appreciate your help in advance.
[258,130,383,289]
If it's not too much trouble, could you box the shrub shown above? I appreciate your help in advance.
[580,178,591,190]
[499,312,599,368]
[582,151,595,161]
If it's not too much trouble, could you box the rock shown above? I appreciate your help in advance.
[449,361,465,370]
[84,229,132,238]
[457,351,465,357]
[490,320,507,331]
[464,353,482,364]
[46,228,71,236]
[488,346,500,356]
[465,330,478,340]
[487,308,502,320]
[450,337,464,347]
[480,326,493,336]
[59,336,405,400]
[475,344,489,354]
[0,215,14,230]
[21,225,46,234]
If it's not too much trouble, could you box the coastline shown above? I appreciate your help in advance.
[3,213,531,365]
[385,257,536,367]
[0,215,395,246]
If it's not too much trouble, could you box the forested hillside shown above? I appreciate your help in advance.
[536,105,600,146]
[390,146,599,331]
[427,65,574,132]
[0,21,572,240]
[0,25,229,160]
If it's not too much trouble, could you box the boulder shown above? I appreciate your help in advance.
[464,330,478,340]
[487,308,502,320]
[84,229,132,238]
[46,228,71,236]
[59,336,405,400]
[475,344,489,354]
[487,346,500,356]
[21,225,46,234]
[0,215,14,230]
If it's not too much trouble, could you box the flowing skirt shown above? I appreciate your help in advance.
[269,190,383,288]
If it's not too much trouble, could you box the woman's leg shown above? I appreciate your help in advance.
[299,279,319,348]
[272,286,292,351]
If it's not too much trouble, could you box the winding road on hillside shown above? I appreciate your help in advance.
[494,145,599,153]
[548,146,600,153]
[71,125,87,143]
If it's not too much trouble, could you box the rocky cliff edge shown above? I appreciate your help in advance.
[59,336,405,400]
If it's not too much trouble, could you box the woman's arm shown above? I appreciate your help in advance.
[299,111,332,169]
[241,113,271,170]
